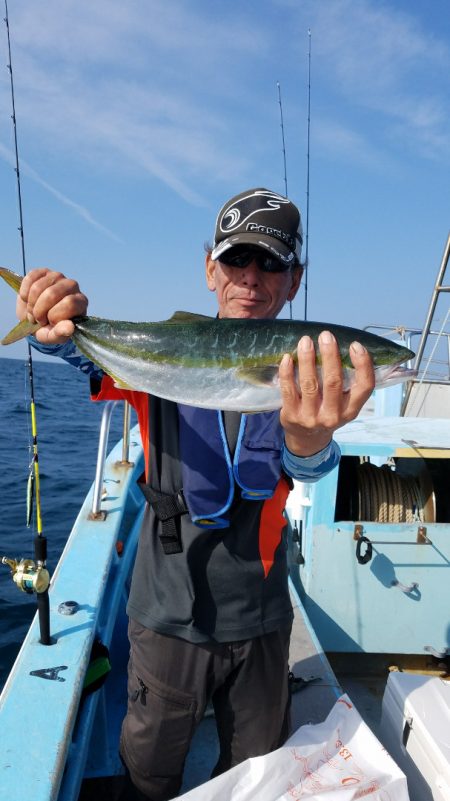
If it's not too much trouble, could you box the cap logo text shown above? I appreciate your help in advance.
[220,190,290,234]
[246,223,295,250]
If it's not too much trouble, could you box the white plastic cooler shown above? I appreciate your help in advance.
[379,672,450,801]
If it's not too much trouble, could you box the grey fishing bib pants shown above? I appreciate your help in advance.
[120,619,292,801]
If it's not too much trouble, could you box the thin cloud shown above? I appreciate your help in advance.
[0,142,123,241]
[313,118,394,171]
[15,0,267,68]
[311,0,450,160]
[277,0,450,163]
[1,1,262,205]
[3,0,449,212]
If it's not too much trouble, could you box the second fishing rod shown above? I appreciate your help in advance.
[2,0,52,645]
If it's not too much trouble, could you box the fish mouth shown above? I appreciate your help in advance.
[376,363,418,388]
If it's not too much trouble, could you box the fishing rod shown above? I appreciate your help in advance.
[276,81,294,320]
[1,0,51,645]
[277,30,312,321]
[303,29,311,322]
[277,81,289,198]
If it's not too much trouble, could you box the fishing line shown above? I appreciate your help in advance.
[3,0,51,645]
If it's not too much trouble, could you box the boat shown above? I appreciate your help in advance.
[0,235,449,801]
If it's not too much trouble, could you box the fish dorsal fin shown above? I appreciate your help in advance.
[1,319,41,345]
[167,311,214,323]
[235,365,279,387]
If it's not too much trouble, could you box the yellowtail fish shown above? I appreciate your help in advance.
[0,267,416,412]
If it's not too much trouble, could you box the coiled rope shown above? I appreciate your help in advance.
[357,461,426,523]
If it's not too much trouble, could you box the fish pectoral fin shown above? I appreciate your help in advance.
[167,311,214,323]
[111,374,133,390]
[0,267,23,293]
[235,365,279,387]
[2,320,41,345]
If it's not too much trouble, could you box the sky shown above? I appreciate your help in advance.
[0,0,449,362]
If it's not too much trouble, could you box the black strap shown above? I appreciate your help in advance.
[140,396,187,555]
[138,479,188,554]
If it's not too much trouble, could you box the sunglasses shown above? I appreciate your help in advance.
[218,246,293,273]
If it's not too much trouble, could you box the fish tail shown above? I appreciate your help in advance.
[0,266,23,293]
[0,267,40,345]
[2,320,40,345]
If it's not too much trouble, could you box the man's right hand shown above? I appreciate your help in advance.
[17,268,88,345]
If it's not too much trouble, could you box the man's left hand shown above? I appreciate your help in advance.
[279,331,375,457]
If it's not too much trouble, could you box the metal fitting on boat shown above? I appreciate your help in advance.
[355,536,373,564]
[58,600,80,615]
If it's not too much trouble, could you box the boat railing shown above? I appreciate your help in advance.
[366,232,450,416]
[400,231,450,412]
[364,324,450,384]
[90,400,133,519]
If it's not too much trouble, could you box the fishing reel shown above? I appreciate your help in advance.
[1,556,50,595]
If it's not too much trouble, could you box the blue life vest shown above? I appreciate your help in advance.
[178,404,283,528]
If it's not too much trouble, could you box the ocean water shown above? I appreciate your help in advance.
[0,357,133,690]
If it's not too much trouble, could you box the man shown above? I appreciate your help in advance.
[17,188,374,800]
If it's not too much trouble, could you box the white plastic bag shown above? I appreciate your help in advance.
[178,695,410,800]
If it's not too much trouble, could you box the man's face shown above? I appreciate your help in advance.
[205,252,302,319]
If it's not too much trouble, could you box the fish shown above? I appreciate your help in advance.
[0,267,416,412]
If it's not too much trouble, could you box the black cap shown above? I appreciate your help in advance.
[211,188,303,266]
